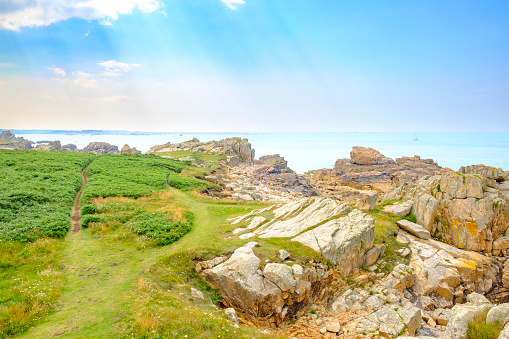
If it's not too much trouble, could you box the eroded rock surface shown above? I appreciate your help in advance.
[384,165,509,254]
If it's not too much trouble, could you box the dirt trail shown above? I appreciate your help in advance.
[71,167,88,233]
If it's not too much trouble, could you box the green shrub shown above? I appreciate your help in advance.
[127,212,192,245]
[403,213,417,223]
[81,214,106,228]
[467,308,503,339]
[167,173,214,191]
[0,150,95,242]
[81,203,98,215]
[81,154,185,201]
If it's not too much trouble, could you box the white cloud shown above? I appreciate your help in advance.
[71,71,98,88]
[98,60,140,77]
[98,95,132,102]
[221,0,246,10]
[0,0,165,31]
[47,66,66,77]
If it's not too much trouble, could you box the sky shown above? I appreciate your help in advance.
[0,0,508,132]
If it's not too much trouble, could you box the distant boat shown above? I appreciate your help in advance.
[413,133,419,141]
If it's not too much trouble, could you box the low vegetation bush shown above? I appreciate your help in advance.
[167,173,216,191]
[85,194,193,246]
[467,308,503,339]
[81,154,185,201]
[81,214,106,228]
[0,150,95,242]
[403,213,417,223]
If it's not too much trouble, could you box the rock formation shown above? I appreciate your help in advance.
[350,146,396,165]
[0,130,33,150]
[200,242,334,325]
[81,142,120,154]
[308,147,443,204]
[148,137,254,165]
[384,164,509,254]
[62,143,78,152]
[259,154,288,170]
[120,144,141,154]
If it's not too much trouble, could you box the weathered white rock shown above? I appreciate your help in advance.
[383,200,413,216]
[263,263,296,292]
[293,209,375,276]
[225,308,240,327]
[247,216,267,229]
[232,227,247,235]
[326,321,341,333]
[398,304,422,336]
[442,303,492,339]
[357,190,379,211]
[278,249,290,261]
[239,232,255,240]
[466,292,490,304]
[380,264,415,291]
[397,219,431,239]
[256,197,351,238]
[412,193,438,231]
[486,303,509,325]
[191,288,204,300]
[363,244,385,266]
[201,242,285,318]
[405,231,495,296]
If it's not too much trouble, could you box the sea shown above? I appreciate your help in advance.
[14,132,509,174]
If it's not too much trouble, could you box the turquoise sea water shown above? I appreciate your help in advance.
[16,132,509,174]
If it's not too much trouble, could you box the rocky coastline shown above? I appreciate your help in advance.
[3,131,509,338]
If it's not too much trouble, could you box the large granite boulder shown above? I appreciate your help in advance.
[201,242,333,322]
[350,146,395,166]
[356,190,379,211]
[292,209,375,276]
[201,242,284,319]
[384,165,509,254]
[401,230,497,298]
[81,142,120,154]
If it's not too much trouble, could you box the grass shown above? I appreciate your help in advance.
[116,189,286,338]
[467,308,503,339]
[0,239,64,338]
[368,209,410,273]
[85,191,193,246]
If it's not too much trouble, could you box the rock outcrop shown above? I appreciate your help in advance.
[350,146,396,166]
[384,165,509,254]
[81,142,120,154]
[120,144,141,154]
[400,230,498,299]
[62,143,78,152]
[0,130,33,150]
[201,242,334,324]
[148,137,254,165]
[293,209,375,276]
[259,154,288,170]
[308,147,442,204]
[255,197,351,238]
[35,140,61,152]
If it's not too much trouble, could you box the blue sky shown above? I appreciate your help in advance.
[0,0,508,132]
